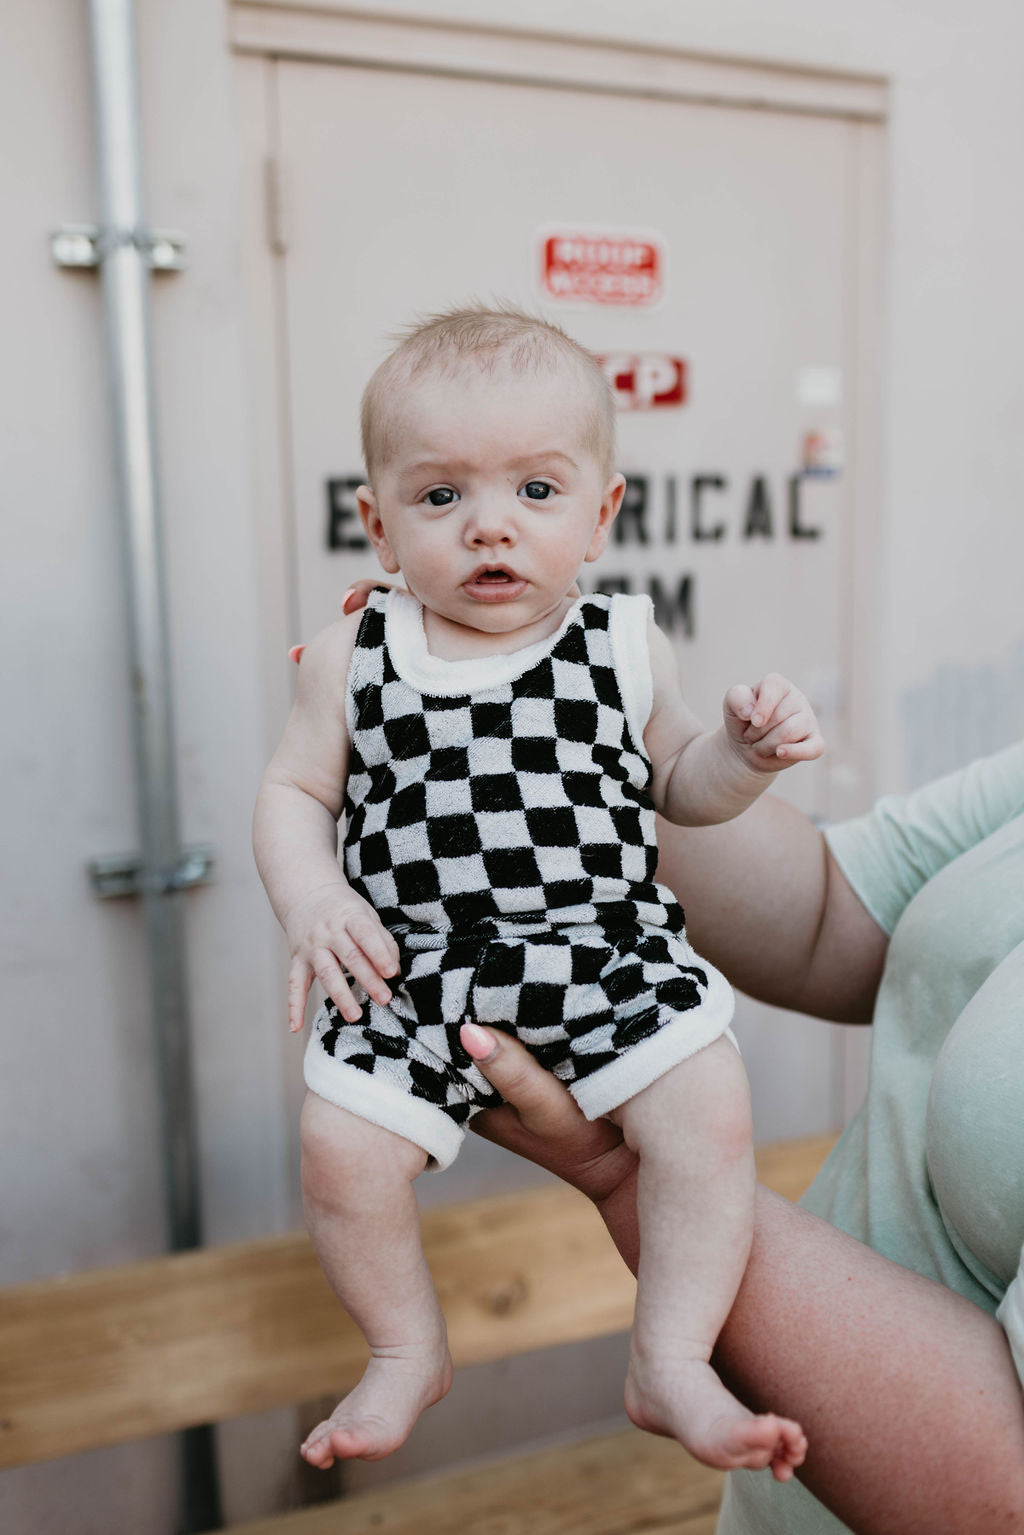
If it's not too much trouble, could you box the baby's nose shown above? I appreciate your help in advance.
[466,504,517,546]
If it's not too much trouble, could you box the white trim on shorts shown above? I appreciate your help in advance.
[570,988,738,1120]
[303,1032,466,1171]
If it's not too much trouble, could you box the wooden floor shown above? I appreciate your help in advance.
[232,1425,725,1535]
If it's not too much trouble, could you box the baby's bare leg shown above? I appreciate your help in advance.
[612,1037,806,1480]
[299,1092,452,1467]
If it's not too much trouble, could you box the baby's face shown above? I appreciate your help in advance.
[357,364,624,642]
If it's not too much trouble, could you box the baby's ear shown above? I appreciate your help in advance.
[357,485,400,574]
[585,472,627,562]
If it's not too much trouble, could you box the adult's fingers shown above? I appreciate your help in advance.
[463,1025,641,1261]
[461,1023,591,1141]
[461,1024,633,1206]
[340,578,400,615]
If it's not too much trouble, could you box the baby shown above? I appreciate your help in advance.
[253,306,820,1480]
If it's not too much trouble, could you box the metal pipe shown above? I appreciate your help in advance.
[87,1,221,1526]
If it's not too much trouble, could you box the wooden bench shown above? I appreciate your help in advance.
[0,1132,835,1533]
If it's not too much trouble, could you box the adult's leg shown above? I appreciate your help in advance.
[299,1092,452,1466]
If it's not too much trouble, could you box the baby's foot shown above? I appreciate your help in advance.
[301,1342,453,1468]
[625,1349,807,1482]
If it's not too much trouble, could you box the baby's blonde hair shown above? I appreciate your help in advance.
[360,304,616,481]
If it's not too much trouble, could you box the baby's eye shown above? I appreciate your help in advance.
[424,487,458,507]
[521,480,554,501]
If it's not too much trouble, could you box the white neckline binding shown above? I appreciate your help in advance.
[384,588,587,696]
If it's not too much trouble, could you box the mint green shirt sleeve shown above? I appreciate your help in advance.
[824,740,1024,935]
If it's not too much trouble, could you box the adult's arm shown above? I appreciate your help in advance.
[463,1026,1024,1535]
[655,797,887,1022]
[686,740,1024,1021]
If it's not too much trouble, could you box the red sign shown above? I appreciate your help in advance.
[539,228,665,306]
[601,353,688,411]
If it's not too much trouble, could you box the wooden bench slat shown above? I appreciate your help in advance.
[227,1425,725,1535]
[0,1132,835,1469]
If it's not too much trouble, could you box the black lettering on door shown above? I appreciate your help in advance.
[743,476,773,540]
[691,475,728,541]
[327,477,370,551]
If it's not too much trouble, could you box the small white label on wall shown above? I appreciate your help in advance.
[797,365,843,408]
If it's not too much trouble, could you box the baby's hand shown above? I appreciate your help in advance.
[723,673,824,773]
[283,882,401,1033]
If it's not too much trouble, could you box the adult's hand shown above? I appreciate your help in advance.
[461,1022,640,1273]
[338,577,399,616]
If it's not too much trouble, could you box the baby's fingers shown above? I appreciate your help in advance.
[748,672,792,730]
[723,683,758,728]
[312,948,368,1023]
[320,918,399,1009]
[751,713,825,764]
[347,912,401,983]
[287,958,314,1034]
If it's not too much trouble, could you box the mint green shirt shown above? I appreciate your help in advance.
[719,742,1024,1535]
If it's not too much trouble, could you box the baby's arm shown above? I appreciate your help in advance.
[644,622,823,828]
[253,615,399,1032]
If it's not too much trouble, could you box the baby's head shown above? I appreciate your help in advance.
[360,304,616,484]
[356,305,625,638]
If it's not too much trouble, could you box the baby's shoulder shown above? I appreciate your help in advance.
[293,610,364,703]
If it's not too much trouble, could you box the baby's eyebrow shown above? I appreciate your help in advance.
[400,449,580,478]
[402,459,456,476]
[506,450,579,470]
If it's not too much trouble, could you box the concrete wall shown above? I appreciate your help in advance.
[3,0,1023,1529]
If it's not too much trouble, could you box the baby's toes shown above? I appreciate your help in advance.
[300,1424,337,1469]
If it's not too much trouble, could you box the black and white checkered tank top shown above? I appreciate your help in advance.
[343,587,687,941]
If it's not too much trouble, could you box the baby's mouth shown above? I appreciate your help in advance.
[463,565,527,600]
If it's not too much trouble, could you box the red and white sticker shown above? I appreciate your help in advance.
[537,226,665,307]
[600,353,687,411]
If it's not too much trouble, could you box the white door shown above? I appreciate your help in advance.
[257,53,882,1144]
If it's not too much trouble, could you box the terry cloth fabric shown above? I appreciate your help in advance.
[304,588,734,1167]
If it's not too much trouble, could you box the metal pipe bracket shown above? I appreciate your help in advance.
[51,224,187,270]
[88,846,215,898]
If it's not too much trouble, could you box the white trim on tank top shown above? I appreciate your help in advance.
[384,588,655,751]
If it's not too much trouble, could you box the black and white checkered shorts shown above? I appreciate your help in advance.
[304,920,734,1169]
